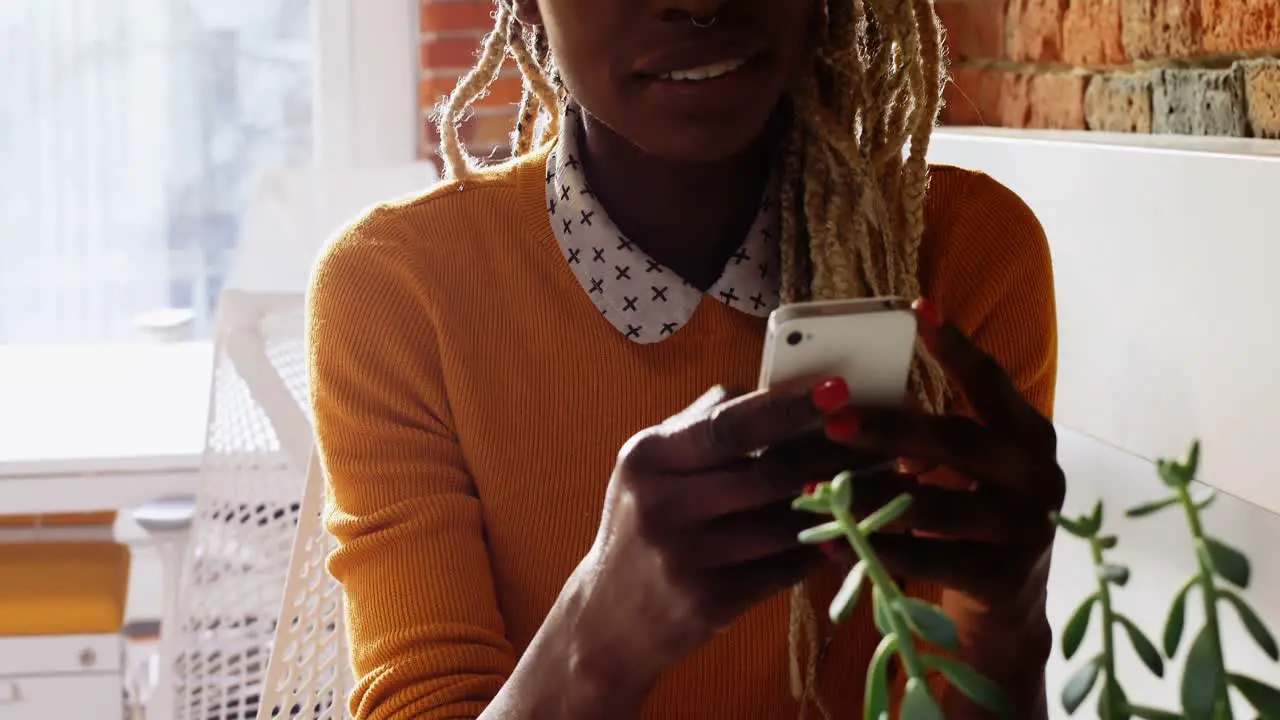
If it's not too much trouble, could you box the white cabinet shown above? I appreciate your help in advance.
[0,634,122,720]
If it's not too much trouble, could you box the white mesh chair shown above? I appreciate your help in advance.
[136,162,437,720]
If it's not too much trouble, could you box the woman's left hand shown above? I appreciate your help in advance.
[822,299,1065,612]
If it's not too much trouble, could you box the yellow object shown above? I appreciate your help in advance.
[308,146,1058,719]
[0,542,131,636]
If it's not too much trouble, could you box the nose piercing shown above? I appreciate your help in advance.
[690,14,717,28]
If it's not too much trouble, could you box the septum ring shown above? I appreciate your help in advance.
[691,15,717,28]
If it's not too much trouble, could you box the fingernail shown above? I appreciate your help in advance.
[824,410,860,442]
[818,540,838,558]
[811,377,850,414]
[913,297,943,330]
[803,482,820,495]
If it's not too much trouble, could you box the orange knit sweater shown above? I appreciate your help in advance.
[307,144,1057,720]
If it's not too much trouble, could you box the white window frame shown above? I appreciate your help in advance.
[313,0,420,168]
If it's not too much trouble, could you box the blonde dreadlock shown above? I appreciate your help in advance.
[436,1,949,715]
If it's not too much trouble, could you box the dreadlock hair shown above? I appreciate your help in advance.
[435,1,950,716]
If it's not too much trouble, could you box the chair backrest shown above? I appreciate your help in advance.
[170,290,311,720]
[257,452,350,720]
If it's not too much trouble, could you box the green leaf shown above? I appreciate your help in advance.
[1156,459,1182,488]
[1115,614,1164,677]
[829,561,868,623]
[1181,625,1224,720]
[901,677,944,720]
[1220,590,1279,661]
[863,633,898,720]
[1126,705,1184,719]
[1183,440,1202,480]
[1125,495,1179,518]
[1062,654,1102,715]
[1203,537,1251,589]
[872,586,892,635]
[922,654,1009,716]
[899,597,960,651]
[798,520,844,545]
[1082,500,1105,536]
[1097,679,1131,720]
[791,493,831,514]
[1229,674,1280,718]
[830,470,854,511]
[1062,594,1098,660]
[858,493,913,535]
[1163,577,1195,657]
[1052,511,1093,539]
[1098,563,1131,587]
[1098,535,1119,550]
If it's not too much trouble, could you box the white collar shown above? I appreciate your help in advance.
[545,110,781,344]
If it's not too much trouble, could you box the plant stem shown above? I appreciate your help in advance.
[1176,483,1234,720]
[831,505,928,680]
[1090,537,1124,719]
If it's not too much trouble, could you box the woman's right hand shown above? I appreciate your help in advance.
[563,378,876,698]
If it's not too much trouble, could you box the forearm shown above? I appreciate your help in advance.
[480,574,653,720]
[946,612,1052,720]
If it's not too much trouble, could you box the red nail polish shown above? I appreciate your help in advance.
[804,482,820,495]
[819,540,838,558]
[825,411,860,442]
[913,297,943,330]
[811,377,849,414]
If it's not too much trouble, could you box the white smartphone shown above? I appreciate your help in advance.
[758,297,917,407]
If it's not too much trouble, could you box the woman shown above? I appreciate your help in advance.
[308,0,1063,718]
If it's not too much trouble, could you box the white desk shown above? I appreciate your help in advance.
[0,343,211,516]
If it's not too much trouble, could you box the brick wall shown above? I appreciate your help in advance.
[938,0,1280,137]
[418,0,520,163]
[416,0,1280,164]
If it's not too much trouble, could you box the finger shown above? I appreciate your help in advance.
[676,504,817,569]
[868,534,1020,597]
[652,377,851,473]
[913,298,1054,449]
[849,474,1028,543]
[827,407,1039,497]
[662,437,889,525]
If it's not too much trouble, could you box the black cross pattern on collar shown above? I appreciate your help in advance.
[547,197,557,216]
[652,286,669,302]
[615,265,632,280]
[580,209,595,226]
[559,184,571,202]
[645,259,663,274]
[562,218,573,235]
[580,185,594,199]
[565,154,581,170]
[730,247,750,264]
[592,247,605,262]
[751,292,767,310]
[720,288,741,306]
[661,322,679,335]
[546,168,555,185]
[758,262,770,279]
[567,248,581,264]
[622,296,638,312]
[617,235,634,251]
[589,278,604,294]
[625,325,642,339]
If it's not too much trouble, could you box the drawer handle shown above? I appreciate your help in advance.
[0,682,22,704]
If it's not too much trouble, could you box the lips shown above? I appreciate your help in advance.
[633,39,766,81]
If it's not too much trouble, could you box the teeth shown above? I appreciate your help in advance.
[660,57,747,82]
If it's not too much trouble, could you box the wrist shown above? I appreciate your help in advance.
[961,613,1051,718]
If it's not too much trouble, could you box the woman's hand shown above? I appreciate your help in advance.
[551,379,880,708]
[826,299,1064,606]
[822,299,1063,716]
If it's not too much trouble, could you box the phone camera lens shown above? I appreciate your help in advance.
[786,331,803,346]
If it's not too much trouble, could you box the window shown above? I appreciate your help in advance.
[0,0,314,344]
